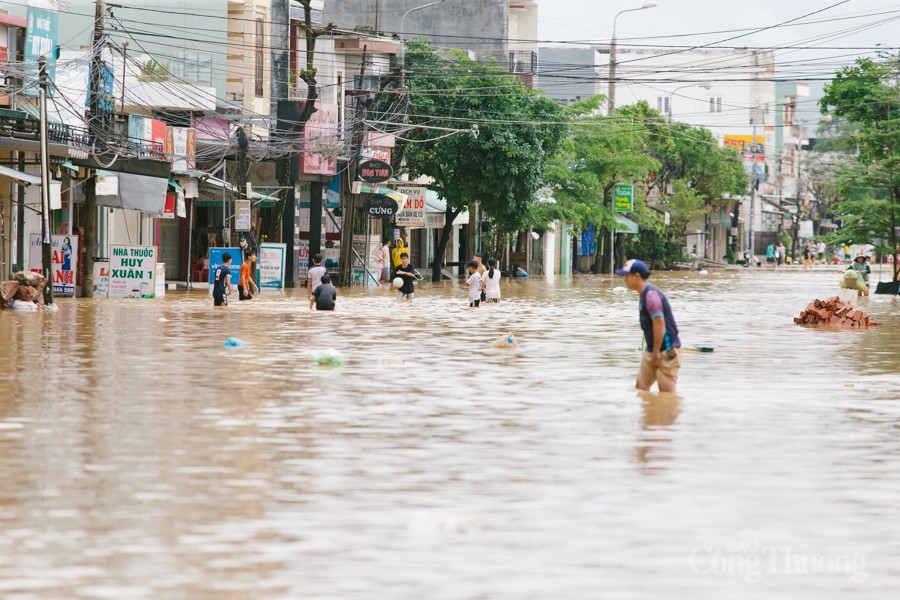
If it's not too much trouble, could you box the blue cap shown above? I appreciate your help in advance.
[615,259,650,276]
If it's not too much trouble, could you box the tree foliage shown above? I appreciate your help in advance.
[401,38,567,279]
[820,55,900,280]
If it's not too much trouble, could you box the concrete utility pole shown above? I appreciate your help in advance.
[607,4,655,114]
[749,122,757,256]
[82,0,106,298]
[38,58,53,305]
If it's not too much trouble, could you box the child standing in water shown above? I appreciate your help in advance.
[213,253,233,307]
[465,260,482,308]
[483,257,501,303]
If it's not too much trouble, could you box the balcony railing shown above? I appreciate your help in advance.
[509,51,537,75]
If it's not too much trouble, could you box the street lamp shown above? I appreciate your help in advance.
[607,3,656,114]
[668,83,712,121]
[398,0,447,86]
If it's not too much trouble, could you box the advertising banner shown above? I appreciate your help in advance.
[165,127,196,171]
[155,263,166,297]
[29,234,78,296]
[24,6,58,94]
[259,243,286,289]
[109,245,158,299]
[235,199,252,231]
[297,239,310,279]
[395,185,426,227]
[208,247,242,291]
[93,262,110,297]
[301,102,338,176]
[613,185,634,213]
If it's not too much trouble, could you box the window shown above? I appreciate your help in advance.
[656,96,669,115]
[166,50,213,86]
[709,97,723,113]
[255,18,264,98]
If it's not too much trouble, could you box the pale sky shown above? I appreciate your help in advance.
[537,0,899,111]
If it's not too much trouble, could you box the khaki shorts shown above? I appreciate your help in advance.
[639,347,682,387]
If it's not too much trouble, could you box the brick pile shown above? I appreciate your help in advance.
[793,296,881,328]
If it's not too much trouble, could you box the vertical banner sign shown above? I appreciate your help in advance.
[93,262,110,297]
[613,185,634,213]
[109,246,158,299]
[297,239,310,279]
[155,263,166,297]
[259,243,286,289]
[235,199,252,231]
[165,127,197,171]
[208,247,242,291]
[24,6,59,95]
[28,234,78,296]
[51,235,78,296]
[395,185,427,227]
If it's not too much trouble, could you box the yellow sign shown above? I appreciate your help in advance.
[723,134,765,153]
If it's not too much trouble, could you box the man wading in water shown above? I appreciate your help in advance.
[617,259,682,394]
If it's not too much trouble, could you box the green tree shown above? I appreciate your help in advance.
[402,39,567,281]
[820,56,900,281]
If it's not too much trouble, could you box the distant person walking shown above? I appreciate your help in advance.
[483,257,502,303]
[473,252,487,301]
[766,243,776,268]
[307,254,326,300]
[802,243,812,271]
[391,238,407,269]
[465,261,482,308]
[309,274,337,310]
[213,252,233,307]
[777,242,786,268]
[817,240,827,264]
[380,240,392,282]
[616,259,682,394]
[393,252,419,301]
[239,250,259,300]
[852,255,871,295]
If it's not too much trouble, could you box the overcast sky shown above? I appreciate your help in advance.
[538,0,900,51]
[537,0,899,106]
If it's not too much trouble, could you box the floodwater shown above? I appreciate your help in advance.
[0,267,898,599]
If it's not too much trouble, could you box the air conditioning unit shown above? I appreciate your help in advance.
[290,0,324,25]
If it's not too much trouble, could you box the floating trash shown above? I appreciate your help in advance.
[613,286,627,293]
[223,337,247,348]
[310,349,346,366]
[493,331,519,350]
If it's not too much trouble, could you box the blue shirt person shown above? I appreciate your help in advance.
[616,259,682,393]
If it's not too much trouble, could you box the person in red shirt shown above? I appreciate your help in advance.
[239,250,259,301]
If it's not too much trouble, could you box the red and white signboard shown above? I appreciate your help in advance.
[395,185,426,228]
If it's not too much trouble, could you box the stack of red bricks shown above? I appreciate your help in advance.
[793,296,881,328]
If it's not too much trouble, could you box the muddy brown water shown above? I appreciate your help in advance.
[0,268,898,599]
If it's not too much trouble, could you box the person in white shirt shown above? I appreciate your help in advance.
[465,261,482,308]
[307,253,327,300]
[482,257,501,303]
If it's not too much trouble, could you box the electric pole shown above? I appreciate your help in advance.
[38,57,53,305]
[82,0,106,298]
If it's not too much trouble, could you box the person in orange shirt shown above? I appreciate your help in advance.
[239,250,259,301]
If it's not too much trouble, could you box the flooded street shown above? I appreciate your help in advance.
[1,269,899,599]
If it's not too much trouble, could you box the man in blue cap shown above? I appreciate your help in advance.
[616,259,682,393]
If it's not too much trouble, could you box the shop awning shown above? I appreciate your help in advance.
[72,171,169,214]
[425,190,469,226]
[614,214,639,234]
[0,165,42,186]
[196,175,280,207]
